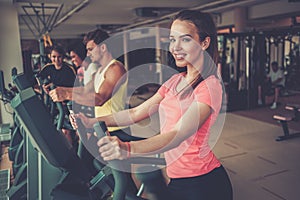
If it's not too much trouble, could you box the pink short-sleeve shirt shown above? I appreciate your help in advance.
[158,73,222,178]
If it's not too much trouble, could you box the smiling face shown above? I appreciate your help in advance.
[169,19,205,70]
[70,51,83,67]
[50,50,63,69]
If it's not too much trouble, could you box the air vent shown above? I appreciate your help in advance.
[134,7,182,18]
[96,24,129,32]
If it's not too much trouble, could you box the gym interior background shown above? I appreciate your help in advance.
[0,0,300,200]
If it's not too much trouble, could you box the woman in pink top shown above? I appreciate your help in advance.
[73,10,232,200]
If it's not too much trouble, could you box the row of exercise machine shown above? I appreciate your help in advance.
[0,69,168,200]
[218,29,300,141]
[1,27,300,199]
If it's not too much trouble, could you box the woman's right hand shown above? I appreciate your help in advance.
[97,136,129,161]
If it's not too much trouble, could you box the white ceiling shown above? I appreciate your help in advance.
[13,0,300,39]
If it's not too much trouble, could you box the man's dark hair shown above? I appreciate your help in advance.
[83,29,109,45]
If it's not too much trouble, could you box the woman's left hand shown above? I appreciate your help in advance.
[97,136,129,161]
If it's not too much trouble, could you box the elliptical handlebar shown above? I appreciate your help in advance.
[66,101,94,141]
[93,121,168,200]
[49,84,65,131]
[35,76,71,131]
[93,121,128,200]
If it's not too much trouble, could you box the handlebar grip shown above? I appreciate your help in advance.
[49,84,65,131]
[66,101,73,111]
[93,121,128,200]
[93,121,109,139]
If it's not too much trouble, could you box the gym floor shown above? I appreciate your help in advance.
[1,93,300,200]
[215,112,300,200]
[221,92,300,200]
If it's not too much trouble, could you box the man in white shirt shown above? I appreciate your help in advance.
[267,61,285,109]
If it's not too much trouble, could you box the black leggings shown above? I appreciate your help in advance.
[167,165,233,200]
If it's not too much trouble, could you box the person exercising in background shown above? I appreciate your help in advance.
[69,42,87,86]
[268,61,285,109]
[37,44,77,145]
[38,44,76,88]
[72,10,233,200]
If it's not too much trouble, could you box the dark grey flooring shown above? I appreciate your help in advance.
[214,113,300,200]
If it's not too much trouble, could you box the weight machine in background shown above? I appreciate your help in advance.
[218,28,300,111]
